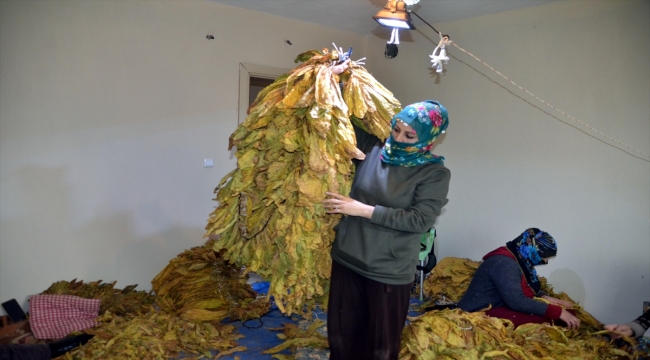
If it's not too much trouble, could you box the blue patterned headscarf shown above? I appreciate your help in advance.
[506,228,557,294]
[380,100,449,167]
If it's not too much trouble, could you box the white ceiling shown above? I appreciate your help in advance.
[207,0,561,35]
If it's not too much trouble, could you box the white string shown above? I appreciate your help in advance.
[388,28,400,45]
[331,42,339,55]
[450,42,650,161]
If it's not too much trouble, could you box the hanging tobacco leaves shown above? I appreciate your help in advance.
[205,47,401,316]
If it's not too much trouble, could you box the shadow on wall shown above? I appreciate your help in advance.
[547,268,586,307]
[0,165,74,312]
[1,164,206,312]
[81,215,206,294]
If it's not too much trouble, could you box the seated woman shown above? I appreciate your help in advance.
[457,228,580,329]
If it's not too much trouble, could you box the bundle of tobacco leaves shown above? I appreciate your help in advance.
[64,308,245,360]
[399,309,633,359]
[42,279,154,317]
[151,239,270,323]
[205,47,401,316]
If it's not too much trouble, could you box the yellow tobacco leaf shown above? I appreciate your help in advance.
[281,129,302,152]
[296,171,327,204]
[190,299,225,310]
[181,308,229,323]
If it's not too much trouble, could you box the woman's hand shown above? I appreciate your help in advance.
[603,324,634,338]
[542,295,574,309]
[559,309,581,329]
[322,191,374,219]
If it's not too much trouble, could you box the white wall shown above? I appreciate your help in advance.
[0,0,367,313]
[365,0,649,324]
[1,0,648,326]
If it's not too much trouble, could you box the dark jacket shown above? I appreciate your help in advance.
[457,255,559,318]
[628,310,650,338]
[330,127,450,285]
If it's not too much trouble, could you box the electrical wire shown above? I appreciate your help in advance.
[410,11,650,162]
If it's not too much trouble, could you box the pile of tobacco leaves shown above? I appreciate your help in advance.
[43,239,267,359]
[401,256,641,359]
[42,279,154,317]
[265,257,645,360]
[152,239,270,323]
[399,307,636,360]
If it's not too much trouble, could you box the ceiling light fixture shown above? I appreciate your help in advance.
[373,0,415,30]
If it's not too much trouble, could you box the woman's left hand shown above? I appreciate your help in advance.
[322,191,374,219]
[604,324,634,338]
[542,295,574,309]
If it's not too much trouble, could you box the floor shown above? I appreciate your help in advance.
[219,279,329,359]
[215,280,424,360]
[220,305,329,359]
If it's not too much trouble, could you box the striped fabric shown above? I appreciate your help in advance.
[29,294,100,339]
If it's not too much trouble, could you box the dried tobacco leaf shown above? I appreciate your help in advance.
[263,319,329,358]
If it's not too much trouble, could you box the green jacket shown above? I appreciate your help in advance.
[330,128,450,285]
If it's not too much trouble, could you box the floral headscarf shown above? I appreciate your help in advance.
[380,100,449,167]
[505,228,557,294]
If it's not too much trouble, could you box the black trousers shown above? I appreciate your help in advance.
[327,260,412,360]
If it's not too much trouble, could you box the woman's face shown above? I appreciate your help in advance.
[392,121,418,144]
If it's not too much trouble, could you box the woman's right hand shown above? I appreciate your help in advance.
[559,309,581,329]
[603,324,634,338]
[322,191,374,219]
[542,295,574,309]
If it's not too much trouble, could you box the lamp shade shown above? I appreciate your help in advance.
[373,0,415,30]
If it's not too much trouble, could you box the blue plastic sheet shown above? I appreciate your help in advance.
[200,281,424,359]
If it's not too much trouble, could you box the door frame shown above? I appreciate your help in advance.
[238,63,289,124]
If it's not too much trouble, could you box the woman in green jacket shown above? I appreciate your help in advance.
[322,100,451,360]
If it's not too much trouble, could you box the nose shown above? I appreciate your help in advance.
[394,133,408,143]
